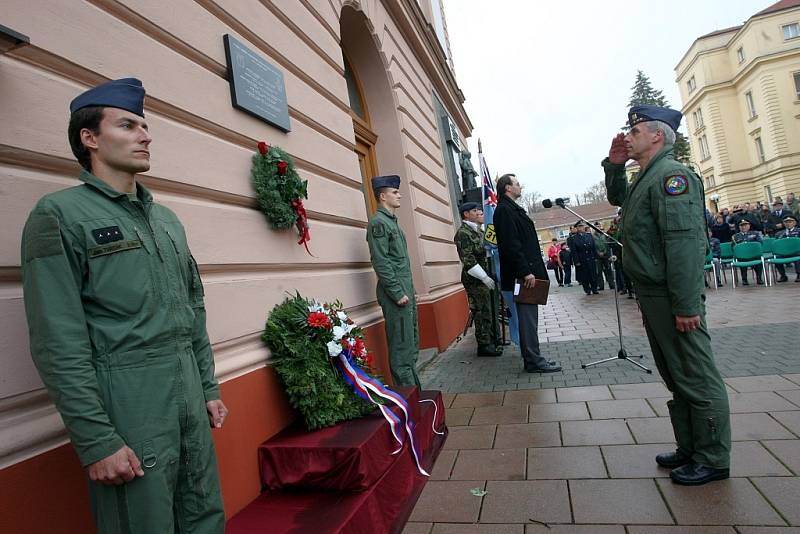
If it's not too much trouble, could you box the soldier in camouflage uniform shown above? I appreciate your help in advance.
[366,175,421,387]
[731,219,765,285]
[453,202,502,357]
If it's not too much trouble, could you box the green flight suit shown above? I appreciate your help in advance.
[366,207,420,387]
[453,222,494,346]
[604,146,731,469]
[21,170,224,533]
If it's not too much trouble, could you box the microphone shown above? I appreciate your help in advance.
[542,197,569,209]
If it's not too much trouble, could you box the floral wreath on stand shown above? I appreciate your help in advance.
[251,142,311,253]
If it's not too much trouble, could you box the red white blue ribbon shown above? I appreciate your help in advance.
[337,351,430,476]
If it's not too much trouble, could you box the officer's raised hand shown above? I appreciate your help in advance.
[609,133,628,164]
[396,295,410,307]
[87,445,144,485]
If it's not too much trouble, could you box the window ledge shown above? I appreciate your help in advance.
[748,114,759,122]
[700,156,712,163]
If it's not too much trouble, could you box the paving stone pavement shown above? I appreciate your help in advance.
[421,280,800,392]
[407,276,800,533]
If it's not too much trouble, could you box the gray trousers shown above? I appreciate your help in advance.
[517,302,547,369]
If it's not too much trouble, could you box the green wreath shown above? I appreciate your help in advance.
[251,142,309,234]
[263,293,376,430]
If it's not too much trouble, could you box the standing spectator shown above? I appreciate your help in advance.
[593,221,615,290]
[603,104,731,486]
[571,221,599,295]
[771,199,792,234]
[785,192,799,214]
[773,215,800,283]
[493,173,561,373]
[710,213,733,243]
[547,238,564,286]
[720,207,731,225]
[757,204,777,236]
[559,242,573,287]
[728,206,762,233]
[607,217,634,298]
[731,219,765,285]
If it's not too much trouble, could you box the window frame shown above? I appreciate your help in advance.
[793,71,800,99]
[737,46,745,64]
[687,76,696,93]
[754,136,766,163]
[699,134,710,160]
[745,90,757,119]
[782,22,800,41]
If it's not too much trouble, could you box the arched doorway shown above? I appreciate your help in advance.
[343,53,380,215]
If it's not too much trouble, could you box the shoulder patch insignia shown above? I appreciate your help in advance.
[664,175,688,196]
[371,225,385,238]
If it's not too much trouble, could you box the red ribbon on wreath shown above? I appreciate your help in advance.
[292,198,313,256]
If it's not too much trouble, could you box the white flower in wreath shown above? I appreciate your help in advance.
[344,321,357,333]
[326,340,342,357]
[332,324,347,341]
[336,311,348,322]
[308,301,324,313]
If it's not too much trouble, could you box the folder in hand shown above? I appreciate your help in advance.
[513,278,550,305]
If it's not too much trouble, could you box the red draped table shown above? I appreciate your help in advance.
[226,387,448,534]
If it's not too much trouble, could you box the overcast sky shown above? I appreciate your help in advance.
[443,0,769,203]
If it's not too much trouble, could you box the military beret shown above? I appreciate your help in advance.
[371,174,401,191]
[460,201,480,214]
[70,78,146,117]
[628,104,682,132]
[783,214,797,222]
[738,219,751,226]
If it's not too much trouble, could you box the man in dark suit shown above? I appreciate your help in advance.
[493,174,562,373]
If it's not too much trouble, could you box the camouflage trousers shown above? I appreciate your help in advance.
[466,283,494,346]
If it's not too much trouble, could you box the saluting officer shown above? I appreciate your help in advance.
[454,202,502,357]
[366,175,421,387]
[731,219,765,285]
[20,79,227,532]
[603,104,731,486]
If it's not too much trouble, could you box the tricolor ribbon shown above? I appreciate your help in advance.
[291,198,313,256]
[337,351,430,476]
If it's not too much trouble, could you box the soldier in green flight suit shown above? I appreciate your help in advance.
[20,79,227,532]
[366,175,421,387]
[453,202,502,357]
[602,104,731,486]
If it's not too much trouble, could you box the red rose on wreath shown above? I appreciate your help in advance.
[277,160,288,175]
[307,311,331,329]
[257,141,269,155]
[354,338,366,356]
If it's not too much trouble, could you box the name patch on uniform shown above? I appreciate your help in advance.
[92,226,124,244]
[664,175,688,196]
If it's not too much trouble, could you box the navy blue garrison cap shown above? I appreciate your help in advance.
[628,104,682,132]
[460,201,480,213]
[70,78,146,117]
[371,174,401,191]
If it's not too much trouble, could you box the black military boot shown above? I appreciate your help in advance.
[670,462,729,486]
[477,344,502,357]
[655,450,691,468]
[741,272,749,285]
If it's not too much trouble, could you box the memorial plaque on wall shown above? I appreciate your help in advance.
[223,34,291,132]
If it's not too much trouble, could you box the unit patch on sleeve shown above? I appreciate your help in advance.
[92,226,124,244]
[664,175,688,196]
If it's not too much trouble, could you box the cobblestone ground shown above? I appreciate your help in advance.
[408,272,800,534]
[421,274,800,392]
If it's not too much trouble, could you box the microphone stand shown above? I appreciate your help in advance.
[552,200,651,374]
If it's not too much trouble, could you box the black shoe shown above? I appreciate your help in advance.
[478,344,502,357]
[655,450,691,468]
[757,278,764,285]
[592,290,599,294]
[627,293,634,299]
[525,362,562,373]
[742,280,749,286]
[558,283,564,287]
[585,291,592,295]
[670,462,729,486]
[778,275,788,283]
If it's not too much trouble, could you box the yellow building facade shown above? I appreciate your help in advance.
[675,0,800,212]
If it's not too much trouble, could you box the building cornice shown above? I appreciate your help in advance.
[382,0,473,134]
[680,47,800,112]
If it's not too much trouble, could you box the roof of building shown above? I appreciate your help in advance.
[755,0,800,17]
[532,200,619,230]
[697,25,742,40]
